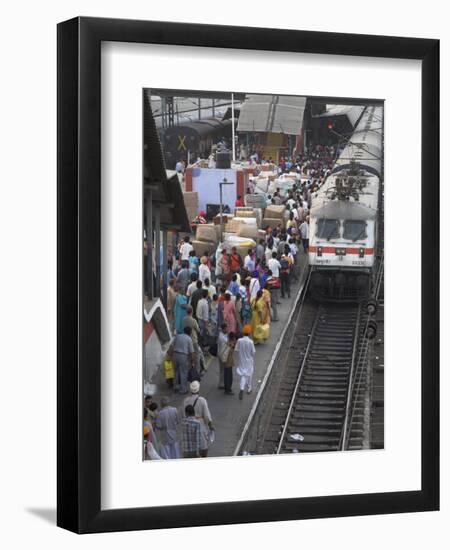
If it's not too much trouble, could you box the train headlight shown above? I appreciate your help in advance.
[359,247,365,258]
[317,246,322,257]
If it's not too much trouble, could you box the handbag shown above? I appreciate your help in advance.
[187,366,201,383]
[163,358,174,379]
[266,276,281,289]
[219,343,230,363]
[209,342,218,357]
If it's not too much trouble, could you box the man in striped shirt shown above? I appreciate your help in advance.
[181,404,201,458]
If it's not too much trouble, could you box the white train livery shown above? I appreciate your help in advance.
[308,105,383,300]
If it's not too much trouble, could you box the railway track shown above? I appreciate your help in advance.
[236,272,378,455]
[277,302,361,453]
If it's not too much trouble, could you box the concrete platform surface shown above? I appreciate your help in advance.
[149,250,307,457]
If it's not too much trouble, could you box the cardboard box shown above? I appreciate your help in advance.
[185,206,198,222]
[262,217,284,229]
[196,224,218,244]
[237,223,259,240]
[244,194,266,209]
[265,204,285,219]
[236,207,262,228]
[183,191,199,208]
[192,240,216,256]
[213,213,233,225]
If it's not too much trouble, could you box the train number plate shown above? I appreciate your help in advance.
[335,247,346,256]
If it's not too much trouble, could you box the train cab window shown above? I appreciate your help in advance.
[316,219,340,240]
[343,220,367,241]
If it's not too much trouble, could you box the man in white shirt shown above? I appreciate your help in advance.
[235,325,256,399]
[299,219,310,253]
[196,289,210,338]
[217,323,228,389]
[180,236,194,261]
[186,273,199,298]
[286,197,296,209]
[268,252,281,278]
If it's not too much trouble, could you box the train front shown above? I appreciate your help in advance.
[308,105,383,301]
[308,197,378,300]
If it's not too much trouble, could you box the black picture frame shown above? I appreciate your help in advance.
[57,16,439,533]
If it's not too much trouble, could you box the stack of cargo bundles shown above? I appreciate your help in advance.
[235,207,263,228]
[244,194,266,209]
[221,234,257,257]
[192,223,218,257]
[268,173,297,197]
[262,204,286,230]
[183,192,199,223]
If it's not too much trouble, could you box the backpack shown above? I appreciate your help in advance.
[187,366,201,383]
[280,258,290,271]
[209,342,218,357]
[266,276,281,289]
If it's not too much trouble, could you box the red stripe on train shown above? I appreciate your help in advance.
[309,246,374,254]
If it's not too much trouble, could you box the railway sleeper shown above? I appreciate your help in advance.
[302,376,349,383]
[296,405,345,414]
[289,418,343,427]
[295,396,346,405]
[287,427,342,436]
[298,391,345,404]
[304,366,349,373]
[284,443,339,452]
[301,385,348,393]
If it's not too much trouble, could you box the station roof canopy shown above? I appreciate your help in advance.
[313,105,365,128]
[143,90,191,232]
[237,94,307,135]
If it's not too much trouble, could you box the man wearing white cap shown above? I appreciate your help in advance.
[183,381,214,457]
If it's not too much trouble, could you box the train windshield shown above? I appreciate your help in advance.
[343,220,367,241]
[316,219,340,240]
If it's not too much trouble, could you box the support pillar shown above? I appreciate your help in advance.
[162,229,168,308]
[146,190,153,299]
[154,206,161,300]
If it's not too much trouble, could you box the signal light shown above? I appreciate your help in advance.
[327,121,334,129]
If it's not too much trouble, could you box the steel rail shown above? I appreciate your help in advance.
[339,305,362,450]
[340,254,384,450]
[275,303,322,454]
[233,267,311,456]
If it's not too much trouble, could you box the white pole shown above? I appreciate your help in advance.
[231,92,236,162]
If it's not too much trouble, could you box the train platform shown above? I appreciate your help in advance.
[149,249,308,457]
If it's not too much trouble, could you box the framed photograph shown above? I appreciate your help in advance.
[57,17,439,533]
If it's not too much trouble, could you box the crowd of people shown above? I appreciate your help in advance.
[144,147,334,460]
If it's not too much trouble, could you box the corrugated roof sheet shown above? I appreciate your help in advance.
[237,95,306,134]
[314,105,365,128]
[143,90,191,232]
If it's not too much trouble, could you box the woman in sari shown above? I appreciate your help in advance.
[174,287,188,334]
[219,249,231,285]
[261,287,272,325]
[223,292,237,334]
[250,289,270,344]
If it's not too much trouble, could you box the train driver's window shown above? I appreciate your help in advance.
[343,220,367,241]
[316,219,340,240]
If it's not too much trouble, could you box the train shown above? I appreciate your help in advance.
[162,117,234,168]
[308,105,383,301]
